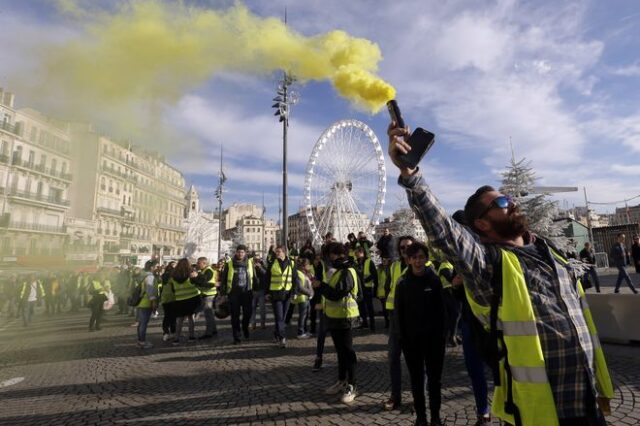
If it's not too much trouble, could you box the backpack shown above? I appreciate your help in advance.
[126,277,145,307]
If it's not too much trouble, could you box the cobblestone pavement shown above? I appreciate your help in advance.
[0,308,639,426]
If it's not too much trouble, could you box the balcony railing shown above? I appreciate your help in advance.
[157,222,185,232]
[8,189,70,207]
[5,221,66,234]
[0,120,20,135]
[96,206,122,216]
[11,157,72,181]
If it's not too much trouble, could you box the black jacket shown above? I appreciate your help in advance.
[376,234,394,259]
[394,267,446,348]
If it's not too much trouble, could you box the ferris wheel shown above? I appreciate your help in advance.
[304,119,386,246]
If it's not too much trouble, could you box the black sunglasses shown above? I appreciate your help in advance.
[478,195,513,219]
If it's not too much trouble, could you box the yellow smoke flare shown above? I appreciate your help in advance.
[47,1,395,114]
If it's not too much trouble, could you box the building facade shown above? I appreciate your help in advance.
[0,89,72,264]
[69,124,187,266]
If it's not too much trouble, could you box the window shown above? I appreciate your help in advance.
[51,158,57,174]
[61,162,67,174]
[29,127,37,142]
[27,150,35,166]
[100,177,106,191]
[0,140,7,156]
[39,154,46,168]
[36,182,43,195]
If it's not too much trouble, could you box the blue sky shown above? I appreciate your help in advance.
[1,0,640,222]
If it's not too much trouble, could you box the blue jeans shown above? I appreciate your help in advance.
[461,320,489,416]
[200,295,218,335]
[137,308,153,342]
[614,266,637,293]
[582,268,601,293]
[22,301,36,326]
[296,301,309,335]
[271,298,290,340]
[251,290,266,328]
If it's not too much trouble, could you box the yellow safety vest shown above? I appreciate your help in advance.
[225,259,254,293]
[20,281,45,299]
[465,249,614,426]
[136,274,155,308]
[200,266,219,296]
[377,265,389,299]
[92,280,106,296]
[437,261,454,289]
[292,270,310,304]
[324,268,360,319]
[386,260,432,310]
[173,278,201,301]
[269,260,293,292]
[359,258,374,288]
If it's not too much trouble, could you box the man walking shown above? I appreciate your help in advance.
[388,119,614,425]
[266,245,299,348]
[220,245,255,344]
[611,233,638,294]
[580,242,601,293]
[191,256,219,339]
[20,274,45,327]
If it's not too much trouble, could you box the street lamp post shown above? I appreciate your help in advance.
[215,147,226,261]
[272,72,297,250]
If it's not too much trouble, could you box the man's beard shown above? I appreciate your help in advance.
[490,207,529,240]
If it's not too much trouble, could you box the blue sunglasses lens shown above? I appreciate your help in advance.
[494,196,511,209]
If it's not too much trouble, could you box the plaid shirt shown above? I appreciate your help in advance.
[399,172,597,418]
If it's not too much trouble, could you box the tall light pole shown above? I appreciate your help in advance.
[272,72,297,249]
[215,146,226,260]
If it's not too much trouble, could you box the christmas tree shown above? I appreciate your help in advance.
[500,156,569,250]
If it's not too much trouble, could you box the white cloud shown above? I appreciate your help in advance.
[610,63,640,77]
[611,164,640,176]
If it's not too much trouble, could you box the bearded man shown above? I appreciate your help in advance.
[387,121,614,426]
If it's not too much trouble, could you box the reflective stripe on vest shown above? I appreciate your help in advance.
[201,266,218,296]
[173,278,201,301]
[324,268,359,319]
[269,260,293,291]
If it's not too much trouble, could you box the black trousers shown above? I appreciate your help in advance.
[330,328,357,385]
[89,295,106,330]
[162,302,176,334]
[403,340,445,423]
[229,291,253,340]
[358,287,376,330]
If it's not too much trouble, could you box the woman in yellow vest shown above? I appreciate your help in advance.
[312,242,360,405]
[171,258,201,346]
[160,261,177,342]
[292,258,315,339]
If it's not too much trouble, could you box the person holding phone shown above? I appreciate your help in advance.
[387,117,613,426]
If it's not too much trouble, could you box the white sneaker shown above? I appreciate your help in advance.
[137,341,153,349]
[296,333,310,339]
[325,380,346,395]
[341,384,356,404]
[162,333,170,342]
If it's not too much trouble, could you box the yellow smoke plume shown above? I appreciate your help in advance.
[46,1,395,114]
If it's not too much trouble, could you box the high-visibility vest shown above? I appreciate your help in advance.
[136,273,155,308]
[386,260,432,310]
[292,270,310,304]
[269,259,293,292]
[324,267,359,319]
[377,265,390,299]
[466,248,614,426]
[20,281,45,300]
[359,258,374,288]
[200,266,219,296]
[225,259,254,293]
[160,278,175,304]
[92,280,107,296]
[172,278,201,301]
[437,261,454,289]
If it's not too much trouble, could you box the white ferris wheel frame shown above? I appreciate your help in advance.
[303,119,386,246]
